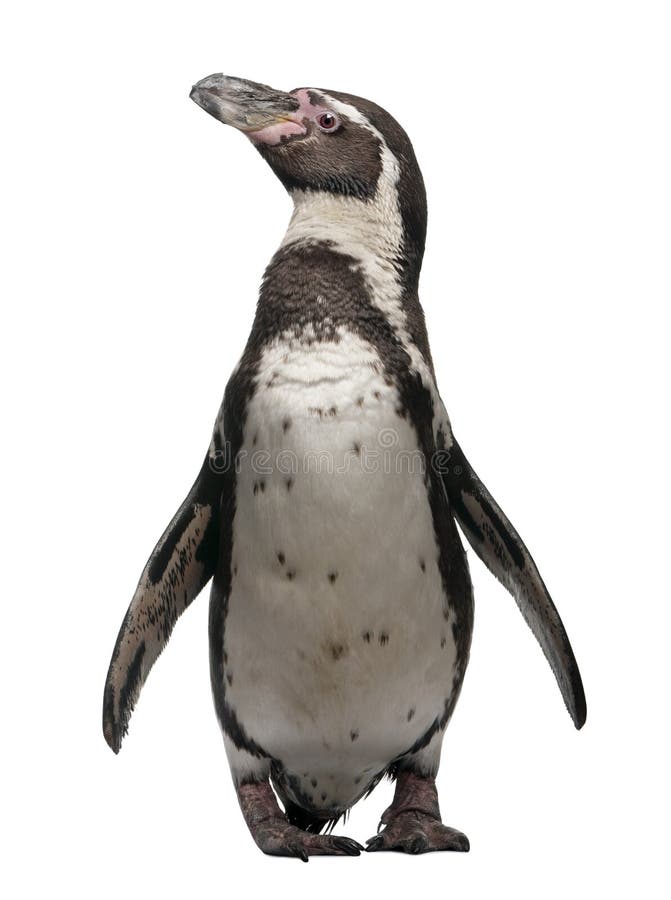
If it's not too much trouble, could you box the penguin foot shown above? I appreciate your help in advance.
[365,768,469,855]
[237,780,363,861]
[255,822,363,861]
[365,811,469,854]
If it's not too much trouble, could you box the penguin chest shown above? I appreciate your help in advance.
[221,333,458,802]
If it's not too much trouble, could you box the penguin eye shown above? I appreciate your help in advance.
[316,112,340,133]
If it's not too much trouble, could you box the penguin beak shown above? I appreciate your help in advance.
[190,74,307,145]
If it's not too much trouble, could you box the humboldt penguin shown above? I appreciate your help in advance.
[102,75,586,859]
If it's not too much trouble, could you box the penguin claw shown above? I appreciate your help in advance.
[331,836,364,856]
[291,843,310,863]
[365,834,385,852]
[408,835,428,854]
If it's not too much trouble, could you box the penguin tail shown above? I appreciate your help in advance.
[442,438,587,730]
[283,802,333,834]
[273,776,350,834]
[102,454,224,753]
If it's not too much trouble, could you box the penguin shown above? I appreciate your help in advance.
[103,75,586,860]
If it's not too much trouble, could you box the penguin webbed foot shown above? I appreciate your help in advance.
[237,781,363,861]
[256,824,363,861]
[366,813,469,854]
[366,769,469,855]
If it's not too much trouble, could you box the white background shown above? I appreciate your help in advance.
[1,1,669,897]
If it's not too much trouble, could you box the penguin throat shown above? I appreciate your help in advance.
[283,187,423,289]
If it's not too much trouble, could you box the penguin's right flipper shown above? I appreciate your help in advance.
[103,454,223,753]
[442,438,587,729]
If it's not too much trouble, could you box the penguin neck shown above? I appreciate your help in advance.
[253,187,433,375]
[281,188,425,292]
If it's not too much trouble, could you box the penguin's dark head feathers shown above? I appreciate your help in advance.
[190,74,427,259]
[254,87,384,202]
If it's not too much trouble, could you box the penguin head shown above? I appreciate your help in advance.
[190,74,427,266]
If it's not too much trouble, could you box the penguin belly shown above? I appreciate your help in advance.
[221,332,458,814]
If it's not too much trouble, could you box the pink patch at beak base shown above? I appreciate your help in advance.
[247,118,307,146]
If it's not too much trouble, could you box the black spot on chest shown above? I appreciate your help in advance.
[328,642,347,661]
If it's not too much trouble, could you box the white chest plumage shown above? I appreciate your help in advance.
[222,330,458,811]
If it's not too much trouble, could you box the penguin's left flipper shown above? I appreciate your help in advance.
[103,455,222,753]
[443,438,587,729]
